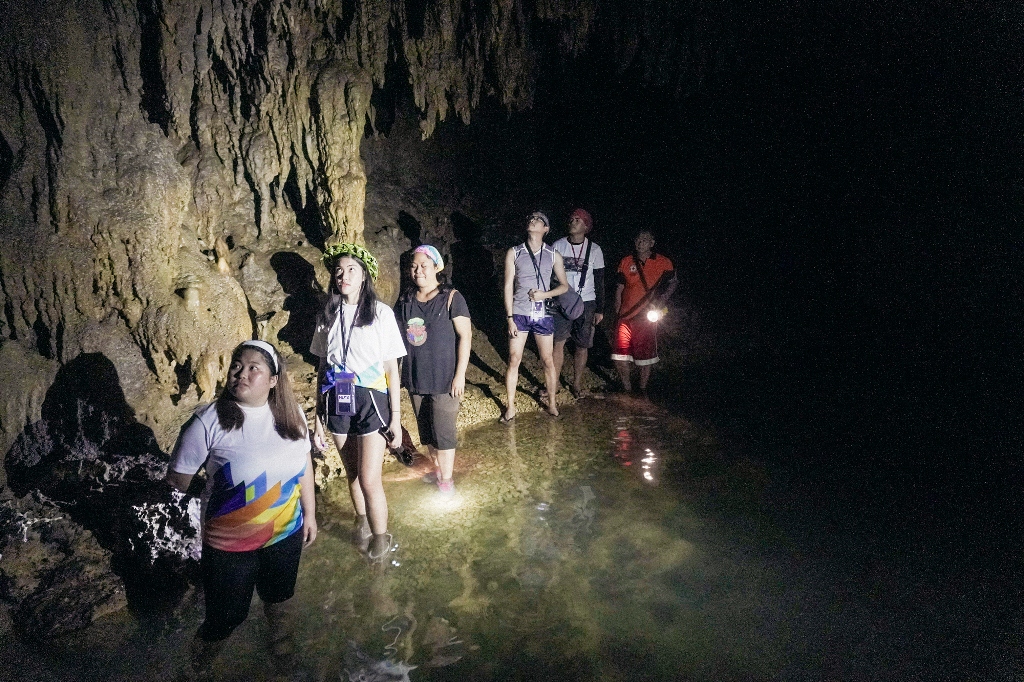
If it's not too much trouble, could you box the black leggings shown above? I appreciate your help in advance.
[198,530,303,642]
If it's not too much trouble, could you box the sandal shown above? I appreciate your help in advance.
[367,533,395,563]
[499,412,516,425]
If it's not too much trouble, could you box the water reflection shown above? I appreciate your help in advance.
[611,412,663,485]
[7,400,771,681]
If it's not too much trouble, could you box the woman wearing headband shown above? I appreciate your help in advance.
[396,245,472,496]
[166,339,316,679]
[310,243,406,563]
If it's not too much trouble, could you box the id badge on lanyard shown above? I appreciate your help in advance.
[332,370,357,416]
[527,245,547,321]
[330,307,358,416]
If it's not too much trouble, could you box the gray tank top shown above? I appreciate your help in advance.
[512,243,555,316]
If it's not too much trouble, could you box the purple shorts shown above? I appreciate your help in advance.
[512,314,555,336]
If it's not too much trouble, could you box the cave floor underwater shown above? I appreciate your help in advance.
[0,396,1009,681]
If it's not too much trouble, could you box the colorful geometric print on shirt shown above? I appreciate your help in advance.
[203,461,304,552]
[168,402,311,553]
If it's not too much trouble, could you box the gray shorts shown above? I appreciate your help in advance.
[410,392,461,450]
[553,300,598,348]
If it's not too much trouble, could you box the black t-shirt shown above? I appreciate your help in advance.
[396,289,471,395]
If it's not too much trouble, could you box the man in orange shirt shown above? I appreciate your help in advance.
[612,231,677,395]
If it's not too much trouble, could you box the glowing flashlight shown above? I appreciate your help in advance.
[646,307,666,322]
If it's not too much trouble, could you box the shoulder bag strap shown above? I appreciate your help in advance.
[632,254,651,292]
[620,255,658,320]
[578,239,593,291]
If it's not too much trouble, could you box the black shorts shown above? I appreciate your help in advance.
[326,386,390,436]
[410,393,461,450]
[553,300,598,348]
[198,530,303,642]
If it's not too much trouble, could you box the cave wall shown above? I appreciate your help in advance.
[0,0,622,456]
[1,0,366,455]
[0,0,740,638]
[0,0,604,637]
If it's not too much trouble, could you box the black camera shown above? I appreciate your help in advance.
[378,426,416,467]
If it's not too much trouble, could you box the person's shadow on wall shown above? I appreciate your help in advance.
[271,251,322,365]
[5,353,198,614]
[450,212,506,363]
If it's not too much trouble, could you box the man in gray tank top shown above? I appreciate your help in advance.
[501,211,569,422]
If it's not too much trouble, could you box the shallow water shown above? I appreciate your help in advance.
[0,396,1014,680]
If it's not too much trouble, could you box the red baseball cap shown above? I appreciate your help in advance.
[570,208,593,233]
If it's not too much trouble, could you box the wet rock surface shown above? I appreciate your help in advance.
[3,353,200,637]
[0,489,126,640]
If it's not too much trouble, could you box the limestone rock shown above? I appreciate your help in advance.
[0,490,127,640]
[0,344,59,489]
[4,353,200,604]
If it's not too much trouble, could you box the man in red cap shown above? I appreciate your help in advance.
[551,208,605,398]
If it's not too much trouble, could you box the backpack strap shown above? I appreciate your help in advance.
[447,288,457,312]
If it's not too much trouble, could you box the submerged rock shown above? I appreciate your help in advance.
[343,640,417,682]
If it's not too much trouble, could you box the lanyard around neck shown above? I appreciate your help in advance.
[569,238,586,263]
[525,243,547,291]
[338,304,356,368]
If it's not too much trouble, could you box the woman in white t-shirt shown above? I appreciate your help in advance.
[166,339,316,679]
[310,243,406,563]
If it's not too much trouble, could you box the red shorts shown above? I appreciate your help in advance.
[612,316,659,365]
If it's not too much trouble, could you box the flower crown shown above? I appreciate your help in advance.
[321,242,379,281]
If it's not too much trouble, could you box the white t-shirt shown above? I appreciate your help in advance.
[552,237,605,302]
[310,300,407,391]
[170,402,310,552]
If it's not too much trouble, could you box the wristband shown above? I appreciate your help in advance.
[507,315,513,319]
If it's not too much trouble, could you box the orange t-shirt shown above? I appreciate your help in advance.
[617,253,675,314]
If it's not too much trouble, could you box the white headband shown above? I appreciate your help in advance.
[240,340,279,374]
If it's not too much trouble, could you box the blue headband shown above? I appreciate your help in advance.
[413,244,444,271]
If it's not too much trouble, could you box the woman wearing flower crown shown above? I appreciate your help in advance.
[310,243,406,563]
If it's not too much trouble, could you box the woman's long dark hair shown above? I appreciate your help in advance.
[319,256,379,329]
[215,343,308,441]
